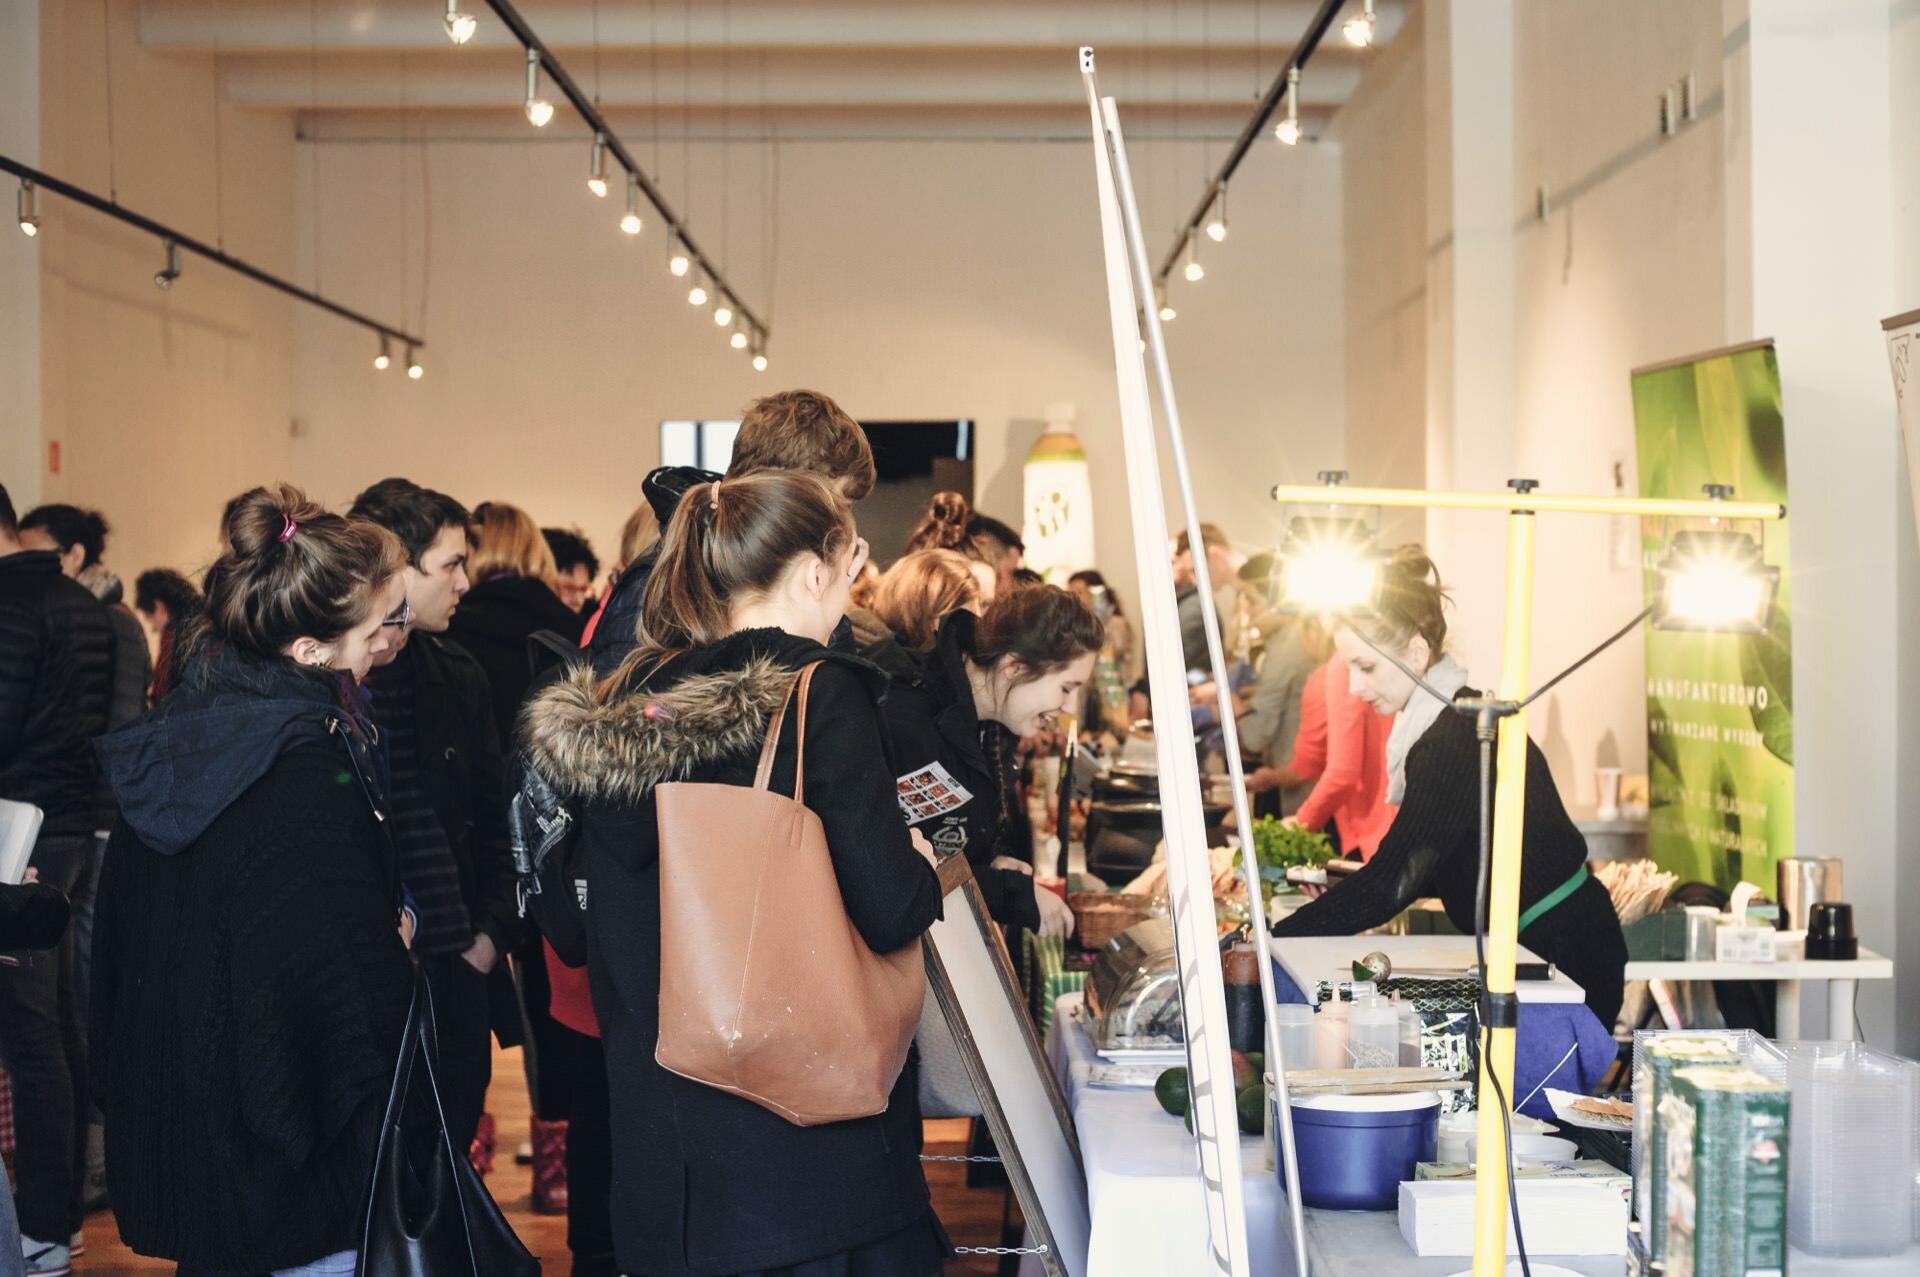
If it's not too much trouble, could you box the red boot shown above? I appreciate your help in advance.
[531,1117,569,1215]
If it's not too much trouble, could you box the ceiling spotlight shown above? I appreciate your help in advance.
[1183,239,1204,283]
[1275,66,1303,145]
[406,345,424,379]
[668,239,690,276]
[154,238,181,290]
[16,179,38,237]
[620,173,643,234]
[1343,0,1376,48]
[1205,190,1229,242]
[713,303,733,327]
[587,133,608,197]
[752,352,768,372]
[524,49,554,128]
[443,0,477,45]
[373,335,392,370]
[1156,285,1176,323]
[730,329,749,349]
[688,280,709,306]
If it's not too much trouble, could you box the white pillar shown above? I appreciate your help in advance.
[1726,0,1911,1051]
[0,0,41,508]
[1423,0,1515,683]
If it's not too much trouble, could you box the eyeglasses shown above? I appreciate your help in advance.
[382,599,413,629]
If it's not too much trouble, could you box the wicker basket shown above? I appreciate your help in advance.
[1069,893,1156,951]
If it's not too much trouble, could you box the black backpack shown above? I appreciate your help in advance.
[507,630,594,966]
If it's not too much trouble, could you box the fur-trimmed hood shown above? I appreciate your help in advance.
[518,628,887,806]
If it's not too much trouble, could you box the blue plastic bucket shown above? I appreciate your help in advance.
[1276,1090,1440,1211]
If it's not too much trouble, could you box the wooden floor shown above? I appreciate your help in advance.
[74,1046,1016,1275]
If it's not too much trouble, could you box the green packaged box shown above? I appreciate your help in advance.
[1637,1036,1742,1262]
[1660,1066,1790,1277]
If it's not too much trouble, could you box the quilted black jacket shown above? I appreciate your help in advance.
[0,550,113,836]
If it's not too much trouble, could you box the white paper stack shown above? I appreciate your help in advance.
[1397,1177,1631,1257]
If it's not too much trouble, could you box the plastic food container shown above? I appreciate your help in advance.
[1277,1090,1441,1210]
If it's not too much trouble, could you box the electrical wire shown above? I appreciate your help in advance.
[1476,723,1534,1277]
[1521,606,1654,710]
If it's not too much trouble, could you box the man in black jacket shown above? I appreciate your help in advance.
[351,478,521,1149]
[0,482,112,1268]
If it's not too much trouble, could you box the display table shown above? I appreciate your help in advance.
[1268,935,1616,1120]
[1032,992,1920,1276]
[1622,950,1892,1040]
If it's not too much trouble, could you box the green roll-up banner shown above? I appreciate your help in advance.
[1630,341,1793,890]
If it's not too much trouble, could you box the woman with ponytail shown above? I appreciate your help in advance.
[519,470,948,1277]
[90,485,416,1276]
[880,584,1103,936]
[1270,547,1627,1026]
[904,491,1010,601]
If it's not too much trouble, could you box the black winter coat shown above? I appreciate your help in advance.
[90,647,412,1271]
[446,574,586,745]
[521,627,943,1276]
[872,611,1042,933]
[393,632,522,956]
[0,550,112,836]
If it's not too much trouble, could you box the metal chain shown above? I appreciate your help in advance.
[918,1154,1003,1164]
[953,1245,1050,1257]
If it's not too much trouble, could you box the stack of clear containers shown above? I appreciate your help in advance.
[1776,1041,1915,1258]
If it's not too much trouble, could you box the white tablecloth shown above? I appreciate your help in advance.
[1030,992,1920,1277]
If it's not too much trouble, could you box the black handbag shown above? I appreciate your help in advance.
[357,962,541,1276]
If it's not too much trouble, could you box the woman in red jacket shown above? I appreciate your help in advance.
[1250,652,1396,860]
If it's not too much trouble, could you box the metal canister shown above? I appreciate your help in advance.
[1776,857,1843,931]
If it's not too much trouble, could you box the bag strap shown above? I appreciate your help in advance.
[751,661,823,797]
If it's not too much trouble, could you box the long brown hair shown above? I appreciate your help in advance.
[971,584,1104,683]
[190,483,405,664]
[605,470,855,696]
[872,549,983,651]
[469,500,559,588]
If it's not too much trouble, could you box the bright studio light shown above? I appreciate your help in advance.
[524,49,554,127]
[16,179,38,237]
[1655,529,1779,634]
[587,134,608,198]
[713,304,733,326]
[444,0,477,45]
[688,282,708,306]
[1343,0,1376,48]
[373,335,392,370]
[1275,67,1303,145]
[406,345,424,379]
[1277,516,1382,614]
[730,330,749,349]
[620,174,643,234]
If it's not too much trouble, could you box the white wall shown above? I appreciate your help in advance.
[1,1,41,515]
[31,0,297,578]
[286,131,1346,611]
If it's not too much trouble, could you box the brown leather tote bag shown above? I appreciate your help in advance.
[654,661,926,1126]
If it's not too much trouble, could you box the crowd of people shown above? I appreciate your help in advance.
[0,389,1110,1277]
[0,384,1626,1277]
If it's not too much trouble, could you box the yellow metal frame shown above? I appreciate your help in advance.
[1271,481,1784,1276]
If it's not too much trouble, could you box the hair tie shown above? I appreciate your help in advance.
[278,515,299,543]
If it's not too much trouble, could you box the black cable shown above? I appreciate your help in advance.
[1476,724,1532,1277]
[1520,606,1654,710]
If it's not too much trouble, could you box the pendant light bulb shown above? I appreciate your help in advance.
[16,179,38,237]
[443,0,477,45]
[1275,67,1303,145]
[587,134,608,198]
[1342,0,1376,48]
[1156,285,1176,323]
[688,281,709,307]
[620,174,643,234]
[668,237,690,276]
[153,238,182,290]
[1205,190,1229,242]
[406,345,424,380]
[524,49,554,128]
[713,304,733,327]
[752,352,768,372]
[373,335,391,371]
[730,330,749,349]
[1183,240,1204,283]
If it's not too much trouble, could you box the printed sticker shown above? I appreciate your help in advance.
[895,762,974,826]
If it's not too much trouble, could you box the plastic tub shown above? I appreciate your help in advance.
[1277,1090,1440,1211]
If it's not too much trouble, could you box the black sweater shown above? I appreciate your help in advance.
[1272,690,1626,1022]
[91,651,412,1271]
[0,550,112,836]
